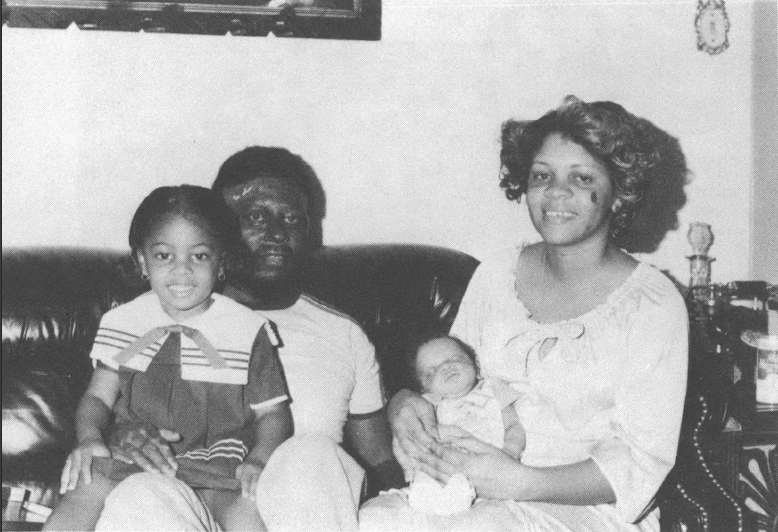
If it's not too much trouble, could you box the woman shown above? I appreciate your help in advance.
[369,96,690,531]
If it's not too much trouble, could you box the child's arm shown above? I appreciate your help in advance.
[236,402,293,499]
[237,325,293,499]
[501,404,525,461]
[60,365,122,493]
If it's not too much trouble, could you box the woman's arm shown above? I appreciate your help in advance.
[387,389,439,481]
[500,405,525,461]
[506,459,615,505]
[418,436,615,504]
[587,291,688,521]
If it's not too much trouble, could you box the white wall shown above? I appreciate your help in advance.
[2,0,761,285]
[751,0,778,284]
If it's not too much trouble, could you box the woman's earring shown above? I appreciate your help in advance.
[141,273,149,281]
[218,270,226,282]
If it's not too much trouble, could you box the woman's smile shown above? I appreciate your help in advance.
[543,210,577,221]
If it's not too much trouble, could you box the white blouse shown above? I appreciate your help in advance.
[449,246,688,523]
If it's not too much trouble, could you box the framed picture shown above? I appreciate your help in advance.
[1,0,380,39]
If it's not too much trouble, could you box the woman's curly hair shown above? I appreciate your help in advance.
[499,96,689,253]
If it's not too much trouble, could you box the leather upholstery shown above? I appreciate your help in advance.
[1,245,477,484]
[2,245,744,531]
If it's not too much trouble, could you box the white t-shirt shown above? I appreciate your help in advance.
[258,294,385,443]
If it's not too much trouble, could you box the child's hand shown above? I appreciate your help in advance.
[59,438,111,494]
[235,458,264,500]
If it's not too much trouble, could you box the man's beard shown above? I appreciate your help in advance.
[231,242,302,284]
[240,250,306,309]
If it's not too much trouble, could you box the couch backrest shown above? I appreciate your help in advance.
[1,245,478,481]
[3,248,142,394]
[304,244,479,396]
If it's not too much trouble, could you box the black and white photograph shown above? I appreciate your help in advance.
[2,1,777,531]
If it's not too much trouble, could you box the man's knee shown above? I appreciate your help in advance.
[106,472,184,497]
[101,472,195,516]
[97,472,214,532]
[260,432,364,506]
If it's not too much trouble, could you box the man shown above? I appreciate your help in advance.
[97,147,402,531]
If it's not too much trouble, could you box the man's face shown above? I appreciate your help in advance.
[222,176,309,284]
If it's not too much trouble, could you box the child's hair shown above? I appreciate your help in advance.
[128,184,242,268]
[409,333,479,393]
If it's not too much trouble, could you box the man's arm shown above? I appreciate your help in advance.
[344,410,405,495]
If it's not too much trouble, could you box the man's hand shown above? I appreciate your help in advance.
[60,438,111,494]
[387,389,439,482]
[110,425,181,476]
[236,458,264,500]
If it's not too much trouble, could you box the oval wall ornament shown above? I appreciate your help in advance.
[695,0,731,55]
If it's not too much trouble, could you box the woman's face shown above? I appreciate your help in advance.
[526,133,618,248]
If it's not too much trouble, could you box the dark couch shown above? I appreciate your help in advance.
[2,245,747,531]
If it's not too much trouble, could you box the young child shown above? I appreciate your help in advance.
[414,334,525,459]
[361,333,525,528]
[407,334,525,514]
[43,185,292,531]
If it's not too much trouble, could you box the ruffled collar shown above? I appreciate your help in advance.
[508,244,650,328]
[503,245,650,374]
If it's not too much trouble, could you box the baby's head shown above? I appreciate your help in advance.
[412,335,479,400]
[129,185,241,321]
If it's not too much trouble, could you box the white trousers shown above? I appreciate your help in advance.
[360,492,660,532]
[96,433,365,532]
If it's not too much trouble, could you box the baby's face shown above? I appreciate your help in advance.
[415,338,478,399]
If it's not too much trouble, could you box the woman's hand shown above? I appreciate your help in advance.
[110,424,181,476]
[59,438,111,494]
[236,458,264,500]
[418,427,524,500]
[387,389,439,482]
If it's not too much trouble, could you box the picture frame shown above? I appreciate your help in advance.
[1,0,379,40]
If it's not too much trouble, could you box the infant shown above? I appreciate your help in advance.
[407,334,525,515]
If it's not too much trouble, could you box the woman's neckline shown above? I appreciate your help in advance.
[509,243,647,326]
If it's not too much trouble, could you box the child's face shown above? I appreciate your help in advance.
[415,338,478,399]
[136,215,223,321]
